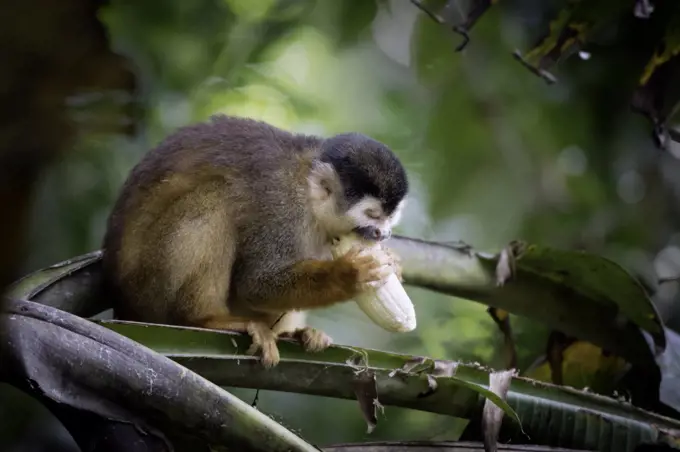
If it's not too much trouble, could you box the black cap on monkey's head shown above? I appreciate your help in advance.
[319,133,408,241]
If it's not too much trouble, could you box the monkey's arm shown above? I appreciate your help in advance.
[233,247,387,314]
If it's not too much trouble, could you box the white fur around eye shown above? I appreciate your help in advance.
[349,197,381,220]
[364,208,381,220]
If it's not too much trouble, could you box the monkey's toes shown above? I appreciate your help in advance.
[247,339,280,368]
[246,322,280,368]
[296,327,332,352]
[260,341,281,368]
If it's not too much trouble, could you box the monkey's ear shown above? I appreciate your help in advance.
[309,161,340,201]
[390,197,408,226]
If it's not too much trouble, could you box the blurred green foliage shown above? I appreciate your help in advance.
[5,0,680,449]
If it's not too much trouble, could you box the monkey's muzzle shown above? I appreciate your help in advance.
[353,226,391,242]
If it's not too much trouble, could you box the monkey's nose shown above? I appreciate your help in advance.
[372,228,391,241]
[353,226,390,242]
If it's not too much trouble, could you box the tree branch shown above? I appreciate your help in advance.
[8,235,663,368]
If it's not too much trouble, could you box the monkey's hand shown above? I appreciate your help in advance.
[238,249,391,365]
[237,248,392,314]
[336,245,393,295]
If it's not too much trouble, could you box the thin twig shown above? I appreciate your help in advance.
[410,0,470,51]
[252,389,261,408]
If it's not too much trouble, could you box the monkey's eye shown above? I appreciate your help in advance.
[364,208,381,220]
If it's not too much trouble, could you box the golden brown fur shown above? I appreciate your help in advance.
[102,115,407,367]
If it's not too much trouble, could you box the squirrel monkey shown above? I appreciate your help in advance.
[102,115,408,367]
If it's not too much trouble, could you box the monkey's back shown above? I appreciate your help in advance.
[102,115,324,323]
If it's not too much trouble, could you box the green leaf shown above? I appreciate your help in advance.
[389,237,665,366]
[336,0,379,47]
[101,320,680,451]
[6,250,107,317]
[496,375,680,451]
[99,319,523,431]
[8,247,680,448]
[524,337,629,393]
[499,243,666,350]
[632,7,680,149]
[638,8,680,87]
[513,0,634,82]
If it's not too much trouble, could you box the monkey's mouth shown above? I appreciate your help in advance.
[353,226,389,242]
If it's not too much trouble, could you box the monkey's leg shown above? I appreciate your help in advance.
[174,267,282,367]
[201,311,283,368]
[245,321,281,368]
[195,313,281,367]
[155,186,280,366]
[199,316,250,332]
[178,280,284,367]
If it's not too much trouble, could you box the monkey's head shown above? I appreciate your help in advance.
[309,133,408,242]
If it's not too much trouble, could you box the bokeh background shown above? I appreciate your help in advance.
[3,0,680,450]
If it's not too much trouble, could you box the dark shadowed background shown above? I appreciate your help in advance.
[2,0,680,450]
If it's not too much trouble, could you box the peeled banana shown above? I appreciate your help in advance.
[331,234,416,333]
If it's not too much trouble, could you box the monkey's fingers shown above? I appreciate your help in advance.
[384,247,402,263]
[355,252,391,280]
[246,340,280,368]
[355,266,392,294]
[358,256,396,293]
[341,245,368,263]
[383,247,403,282]
[339,243,393,290]
[361,264,392,283]
[246,322,280,368]
[382,246,402,265]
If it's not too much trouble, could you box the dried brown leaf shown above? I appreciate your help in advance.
[482,369,518,452]
[353,371,380,434]
[433,360,459,378]
[418,374,439,398]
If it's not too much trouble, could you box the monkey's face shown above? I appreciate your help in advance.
[344,196,406,241]
[308,169,406,240]
[312,133,409,242]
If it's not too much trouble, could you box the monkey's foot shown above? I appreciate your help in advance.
[246,322,280,368]
[293,327,333,352]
